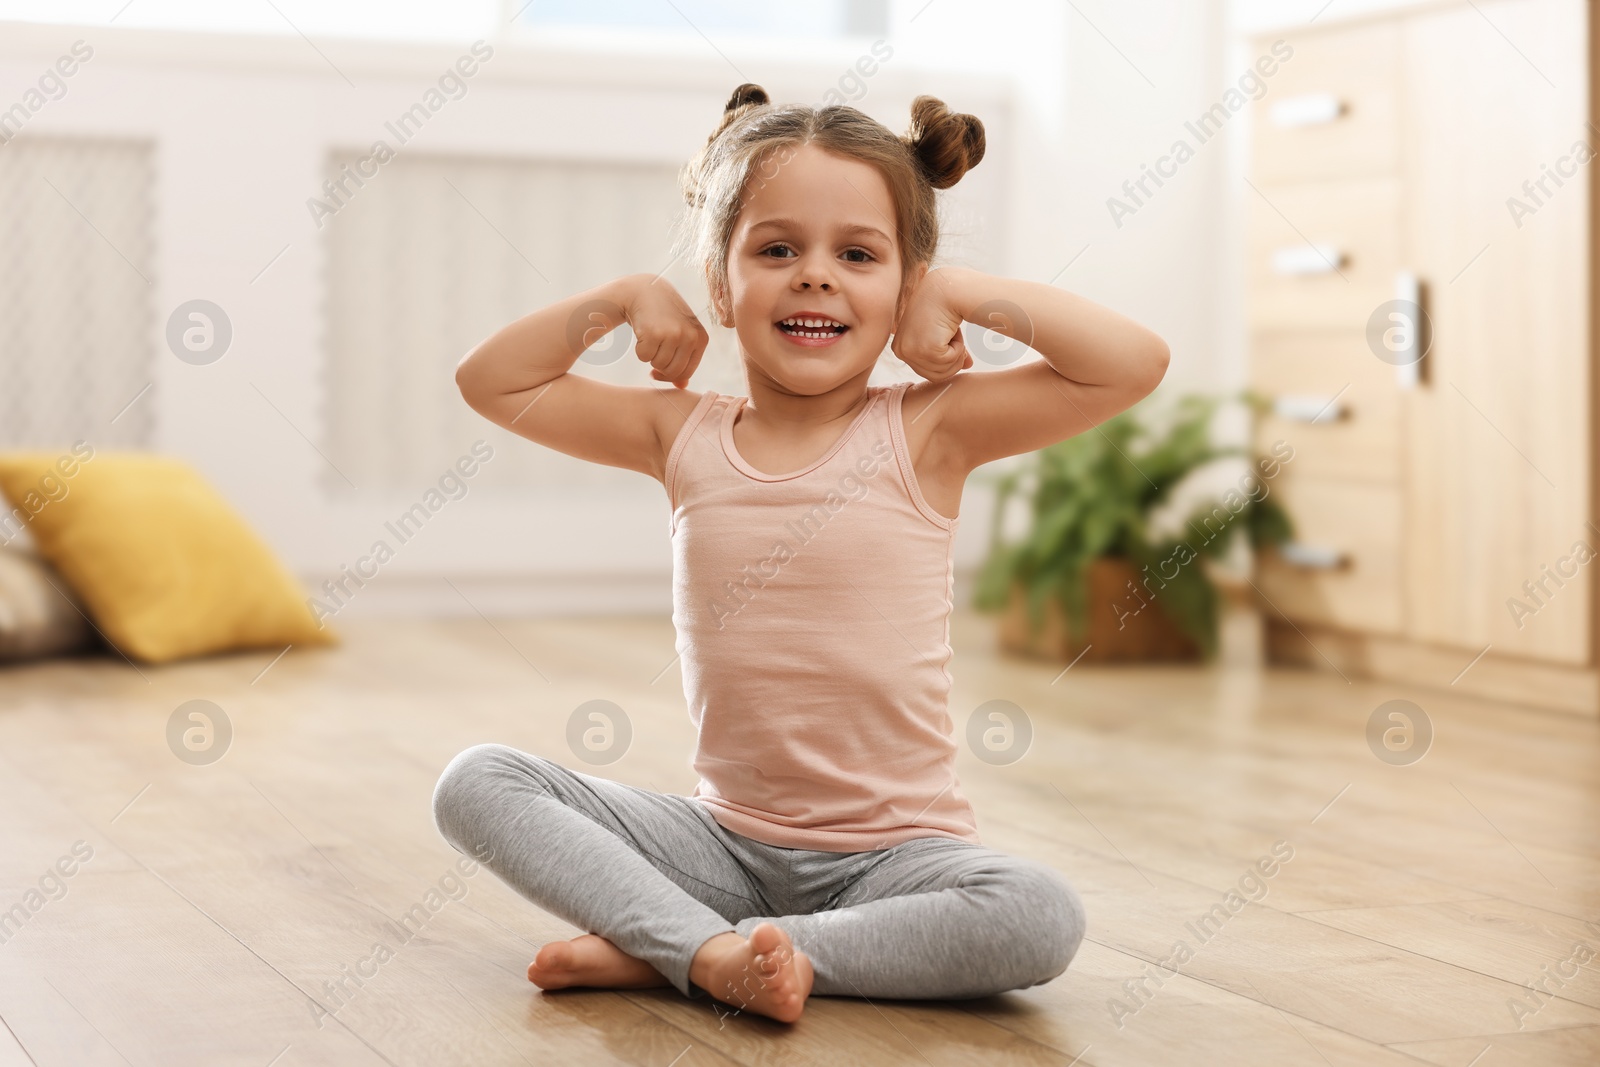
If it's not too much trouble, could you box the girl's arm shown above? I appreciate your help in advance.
[455,274,709,482]
[890,266,1170,473]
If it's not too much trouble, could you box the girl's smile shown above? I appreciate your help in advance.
[775,312,850,346]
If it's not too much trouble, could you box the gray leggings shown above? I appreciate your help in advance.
[430,743,1087,1001]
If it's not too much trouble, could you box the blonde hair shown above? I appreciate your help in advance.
[676,83,985,317]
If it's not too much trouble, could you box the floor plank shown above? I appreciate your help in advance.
[1389,1024,1600,1067]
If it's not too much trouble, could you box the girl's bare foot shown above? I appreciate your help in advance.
[528,933,670,990]
[690,922,813,1024]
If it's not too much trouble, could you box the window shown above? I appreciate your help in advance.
[510,0,889,39]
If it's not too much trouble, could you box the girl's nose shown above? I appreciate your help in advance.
[793,256,836,292]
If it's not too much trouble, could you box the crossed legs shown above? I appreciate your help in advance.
[431,743,1085,1020]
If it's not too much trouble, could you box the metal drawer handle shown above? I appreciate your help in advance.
[1270,93,1346,128]
[1279,543,1350,570]
[1391,270,1426,389]
[1273,394,1346,423]
[1272,244,1345,275]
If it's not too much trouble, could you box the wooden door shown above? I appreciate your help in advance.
[1400,0,1591,664]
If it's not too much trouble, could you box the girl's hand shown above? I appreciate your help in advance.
[891,268,975,383]
[624,276,709,389]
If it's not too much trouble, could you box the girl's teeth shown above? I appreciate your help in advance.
[777,316,847,339]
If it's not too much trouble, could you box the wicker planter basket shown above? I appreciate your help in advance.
[997,556,1201,663]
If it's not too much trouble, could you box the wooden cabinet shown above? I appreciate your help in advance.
[1247,0,1596,713]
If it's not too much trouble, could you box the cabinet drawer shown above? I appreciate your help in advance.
[1252,20,1399,184]
[1251,333,1401,483]
[1248,177,1399,333]
[1256,479,1402,634]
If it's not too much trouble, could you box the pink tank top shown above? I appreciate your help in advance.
[663,380,981,852]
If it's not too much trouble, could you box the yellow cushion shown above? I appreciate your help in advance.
[0,450,336,664]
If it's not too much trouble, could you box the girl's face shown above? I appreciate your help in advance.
[719,142,912,395]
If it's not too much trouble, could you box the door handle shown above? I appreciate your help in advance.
[1391,270,1425,389]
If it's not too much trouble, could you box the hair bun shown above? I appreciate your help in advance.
[906,95,985,189]
[684,83,773,206]
[725,83,770,112]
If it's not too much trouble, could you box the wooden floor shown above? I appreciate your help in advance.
[1,607,1598,1066]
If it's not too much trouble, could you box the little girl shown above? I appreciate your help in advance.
[435,84,1168,1023]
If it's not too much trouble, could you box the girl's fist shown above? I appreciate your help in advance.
[626,277,709,389]
[891,268,974,383]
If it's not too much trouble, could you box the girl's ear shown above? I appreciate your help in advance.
[712,282,735,328]
[895,262,929,327]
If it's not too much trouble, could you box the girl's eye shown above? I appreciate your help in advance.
[842,248,874,264]
[761,244,796,259]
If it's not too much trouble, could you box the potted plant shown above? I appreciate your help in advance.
[972,393,1292,662]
